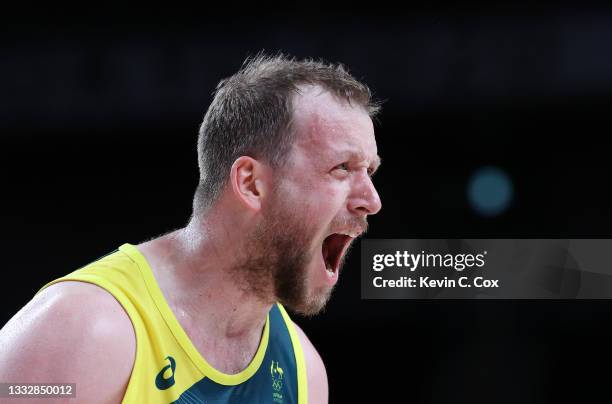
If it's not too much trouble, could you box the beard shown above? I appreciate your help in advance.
[230,200,335,317]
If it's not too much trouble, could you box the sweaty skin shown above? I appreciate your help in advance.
[0,85,381,404]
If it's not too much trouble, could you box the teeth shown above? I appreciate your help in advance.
[326,262,334,276]
[337,231,359,238]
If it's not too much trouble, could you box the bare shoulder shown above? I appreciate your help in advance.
[0,281,136,404]
[292,321,328,404]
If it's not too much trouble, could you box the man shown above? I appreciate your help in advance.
[0,54,382,403]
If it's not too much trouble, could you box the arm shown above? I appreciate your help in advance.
[293,322,328,404]
[0,281,136,404]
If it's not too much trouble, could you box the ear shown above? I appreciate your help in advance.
[229,156,268,212]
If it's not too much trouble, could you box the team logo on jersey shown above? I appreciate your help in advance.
[155,356,176,390]
[270,360,284,403]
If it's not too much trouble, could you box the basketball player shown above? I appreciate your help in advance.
[0,54,382,403]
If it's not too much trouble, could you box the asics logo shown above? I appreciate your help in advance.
[155,356,176,390]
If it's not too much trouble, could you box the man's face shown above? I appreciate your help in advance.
[262,86,382,315]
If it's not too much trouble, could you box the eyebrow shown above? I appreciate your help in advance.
[369,156,382,176]
[333,148,382,171]
[354,152,382,168]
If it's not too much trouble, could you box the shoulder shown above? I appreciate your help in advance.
[0,281,136,404]
[291,321,328,404]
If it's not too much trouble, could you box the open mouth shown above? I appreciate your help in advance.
[322,233,353,277]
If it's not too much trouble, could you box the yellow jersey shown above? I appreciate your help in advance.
[36,243,308,403]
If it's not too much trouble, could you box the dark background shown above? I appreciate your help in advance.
[2,3,612,403]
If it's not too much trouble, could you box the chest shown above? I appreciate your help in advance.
[178,319,262,375]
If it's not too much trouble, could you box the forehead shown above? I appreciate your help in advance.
[289,86,378,162]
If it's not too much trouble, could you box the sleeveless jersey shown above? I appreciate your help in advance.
[35,243,308,404]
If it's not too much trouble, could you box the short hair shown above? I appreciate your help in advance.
[193,52,380,213]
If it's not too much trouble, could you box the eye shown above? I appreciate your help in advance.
[335,162,349,171]
[330,162,350,178]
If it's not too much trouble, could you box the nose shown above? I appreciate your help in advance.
[347,172,382,216]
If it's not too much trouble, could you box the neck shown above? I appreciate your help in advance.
[137,213,272,342]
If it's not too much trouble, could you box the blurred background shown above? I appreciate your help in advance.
[2,2,612,403]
